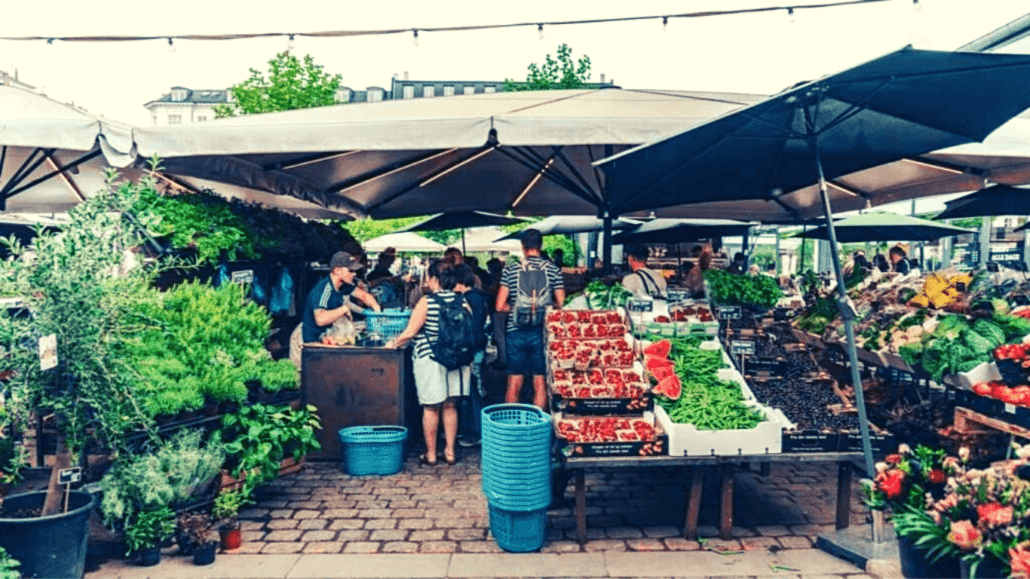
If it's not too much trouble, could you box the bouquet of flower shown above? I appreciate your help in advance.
[863,444,952,514]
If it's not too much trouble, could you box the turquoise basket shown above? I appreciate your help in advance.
[489,504,548,552]
[338,426,407,476]
[363,309,411,341]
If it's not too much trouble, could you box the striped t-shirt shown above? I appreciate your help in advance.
[413,291,463,360]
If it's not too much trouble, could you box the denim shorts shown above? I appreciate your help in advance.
[506,327,545,376]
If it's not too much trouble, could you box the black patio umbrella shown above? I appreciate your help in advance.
[935,184,1030,220]
[796,212,973,242]
[496,215,642,240]
[597,46,1030,481]
[397,210,529,254]
[611,218,754,244]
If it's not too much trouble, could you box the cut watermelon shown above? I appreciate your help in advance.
[649,365,675,381]
[645,355,674,368]
[644,339,672,359]
[654,375,682,400]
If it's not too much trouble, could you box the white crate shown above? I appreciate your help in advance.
[944,362,1001,390]
[655,404,783,457]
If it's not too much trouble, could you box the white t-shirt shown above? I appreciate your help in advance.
[622,268,667,299]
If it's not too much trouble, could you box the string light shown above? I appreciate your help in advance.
[537,23,544,40]
[167,37,175,53]
[287,34,296,50]
[412,29,419,46]
[662,16,668,33]
[788,7,796,23]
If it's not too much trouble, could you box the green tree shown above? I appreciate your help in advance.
[340,217,457,246]
[214,51,342,118]
[504,44,592,92]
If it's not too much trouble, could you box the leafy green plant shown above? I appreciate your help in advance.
[217,403,321,486]
[704,269,783,308]
[100,430,224,526]
[0,546,20,579]
[214,51,341,117]
[504,44,592,91]
[0,437,28,489]
[212,489,249,527]
[124,507,175,555]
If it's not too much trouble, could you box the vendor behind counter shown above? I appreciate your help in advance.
[621,244,667,299]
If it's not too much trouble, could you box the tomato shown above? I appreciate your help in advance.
[1013,385,1030,406]
[973,382,993,397]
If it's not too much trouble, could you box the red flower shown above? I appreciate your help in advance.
[1010,542,1030,577]
[948,520,982,551]
[927,469,946,485]
[977,502,1014,528]
[885,454,903,465]
[875,469,906,500]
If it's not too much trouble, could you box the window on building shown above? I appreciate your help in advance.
[463,86,475,95]
[168,115,182,125]
[196,115,207,123]
[171,89,187,102]
[443,85,454,97]
[368,89,383,102]
[403,85,414,99]
[484,85,496,94]
[423,86,435,98]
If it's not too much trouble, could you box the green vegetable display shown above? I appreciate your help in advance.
[583,280,633,309]
[704,269,783,308]
[795,296,838,335]
[900,313,1030,382]
[649,335,764,430]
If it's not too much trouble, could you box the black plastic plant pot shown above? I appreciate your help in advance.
[137,546,161,567]
[0,490,95,579]
[192,542,216,566]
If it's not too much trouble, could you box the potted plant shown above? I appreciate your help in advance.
[177,511,217,565]
[216,402,321,491]
[0,546,20,579]
[212,489,248,551]
[124,507,175,566]
[862,444,961,578]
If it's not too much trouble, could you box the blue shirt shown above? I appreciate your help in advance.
[302,276,355,343]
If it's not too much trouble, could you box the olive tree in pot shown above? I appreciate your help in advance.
[0,171,164,578]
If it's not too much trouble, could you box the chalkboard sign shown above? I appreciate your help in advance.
[627,299,654,313]
[59,467,82,485]
[997,359,1026,386]
[718,306,742,320]
[746,357,787,376]
[666,288,691,303]
[731,340,755,356]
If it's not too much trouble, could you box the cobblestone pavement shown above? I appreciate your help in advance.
[225,450,871,557]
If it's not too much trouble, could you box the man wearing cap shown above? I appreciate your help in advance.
[290,251,381,369]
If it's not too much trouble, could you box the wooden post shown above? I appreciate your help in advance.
[836,461,853,530]
[684,466,705,540]
[575,470,587,545]
[719,464,734,540]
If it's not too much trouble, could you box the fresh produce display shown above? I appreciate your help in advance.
[794,295,838,335]
[897,312,1030,382]
[704,269,783,308]
[971,381,1030,407]
[555,416,657,443]
[578,280,634,309]
[906,273,971,309]
[550,368,648,399]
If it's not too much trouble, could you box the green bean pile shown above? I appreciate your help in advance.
[649,335,766,430]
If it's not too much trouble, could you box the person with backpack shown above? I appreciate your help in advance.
[495,229,565,410]
[453,264,489,447]
[386,260,476,466]
[621,244,667,299]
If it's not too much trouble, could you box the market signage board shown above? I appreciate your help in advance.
[231,270,255,284]
[746,357,787,376]
[627,299,653,313]
[731,340,755,356]
[59,467,81,485]
[718,306,741,319]
[666,288,691,304]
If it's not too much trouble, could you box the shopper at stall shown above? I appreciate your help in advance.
[367,248,397,282]
[454,264,489,447]
[728,252,747,274]
[496,228,564,409]
[289,251,381,369]
[444,247,483,289]
[873,253,890,273]
[622,244,666,299]
[889,245,911,275]
[684,247,713,299]
[466,256,493,289]
[385,260,470,466]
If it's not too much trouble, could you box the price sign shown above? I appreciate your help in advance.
[231,269,254,284]
[746,358,786,376]
[666,288,691,304]
[718,306,741,320]
[39,334,57,371]
[627,299,653,313]
[58,467,81,485]
[731,340,755,356]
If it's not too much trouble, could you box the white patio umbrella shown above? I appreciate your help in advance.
[363,231,445,253]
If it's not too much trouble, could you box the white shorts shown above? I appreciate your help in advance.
[413,355,470,406]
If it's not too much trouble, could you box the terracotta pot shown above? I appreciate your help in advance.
[219,526,242,551]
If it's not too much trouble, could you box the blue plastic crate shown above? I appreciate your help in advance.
[338,426,407,476]
[363,309,411,342]
[489,504,548,552]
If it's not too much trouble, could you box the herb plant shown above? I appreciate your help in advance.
[217,403,321,486]
[124,507,175,555]
[0,547,19,579]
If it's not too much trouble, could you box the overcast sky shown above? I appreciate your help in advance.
[3,0,1028,130]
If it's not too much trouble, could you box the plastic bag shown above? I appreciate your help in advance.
[270,267,294,315]
[322,315,358,346]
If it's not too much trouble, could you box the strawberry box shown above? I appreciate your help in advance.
[553,412,667,457]
[551,393,654,415]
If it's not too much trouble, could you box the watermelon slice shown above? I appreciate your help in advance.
[645,355,674,368]
[649,365,675,381]
[654,375,682,400]
[644,339,672,359]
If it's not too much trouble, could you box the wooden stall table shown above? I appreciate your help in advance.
[564,452,862,544]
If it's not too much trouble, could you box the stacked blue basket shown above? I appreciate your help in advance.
[480,404,552,552]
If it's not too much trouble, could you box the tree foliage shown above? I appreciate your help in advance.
[214,51,342,117]
[341,217,457,246]
[504,44,592,92]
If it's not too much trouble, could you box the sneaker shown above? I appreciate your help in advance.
[457,436,481,448]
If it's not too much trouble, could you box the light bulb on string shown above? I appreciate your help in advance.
[538,24,544,40]
[413,29,419,46]
[787,7,796,23]
[662,16,668,33]
[287,34,296,50]
[167,37,176,53]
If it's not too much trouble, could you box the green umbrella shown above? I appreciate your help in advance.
[794,212,973,243]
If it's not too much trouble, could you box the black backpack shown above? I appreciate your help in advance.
[428,293,476,371]
[463,288,490,351]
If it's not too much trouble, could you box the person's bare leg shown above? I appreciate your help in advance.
[442,399,458,462]
[532,375,547,410]
[422,405,440,463]
[506,374,524,403]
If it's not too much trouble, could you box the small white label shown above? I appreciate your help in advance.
[231,270,254,284]
[58,467,81,485]
[39,334,57,371]
[1005,403,1017,414]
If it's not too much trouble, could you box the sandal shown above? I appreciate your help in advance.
[419,453,438,466]
[443,450,458,466]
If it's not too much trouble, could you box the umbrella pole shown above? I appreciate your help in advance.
[603,211,613,275]
[812,139,877,489]
[462,229,466,255]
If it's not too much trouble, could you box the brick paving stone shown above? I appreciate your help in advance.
[358,508,393,518]
[293,509,320,519]
[321,499,357,509]
[286,500,322,509]
[540,541,582,553]
[389,499,419,508]
[435,517,475,529]
[364,519,398,530]
[550,517,576,530]
[398,518,435,530]
[779,535,814,549]
[697,525,719,538]
[409,530,446,541]
[342,541,380,554]
[226,541,265,554]
[789,523,835,536]
[756,524,792,536]
[323,508,359,518]
[328,519,364,530]
[260,542,304,554]
[588,515,626,527]
[641,526,679,538]
[448,528,487,541]
[301,541,344,554]
[241,521,265,531]
[297,519,327,530]
[238,507,270,519]
[420,541,458,553]
[263,530,302,542]
[300,530,337,542]
[627,538,667,551]
[266,519,300,530]
[606,526,644,539]
[380,541,419,553]
[584,539,627,552]
[740,536,781,551]
[391,508,426,518]
[459,540,504,553]
[335,530,370,541]
[268,509,294,519]
[565,528,605,541]
[369,529,409,541]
